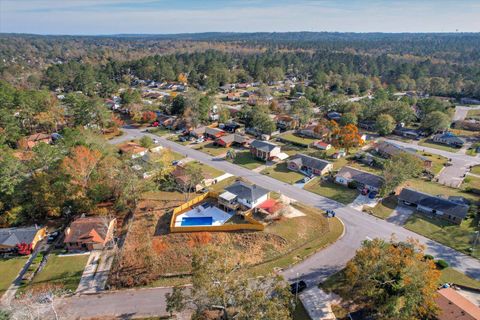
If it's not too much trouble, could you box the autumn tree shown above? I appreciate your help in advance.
[341,238,440,320]
[141,111,157,124]
[331,123,363,154]
[178,73,188,84]
[166,247,294,320]
[380,153,424,196]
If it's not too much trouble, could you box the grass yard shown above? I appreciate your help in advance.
[440,268,480,288]
[167,135,191,146]
[467,108,480,120]
[304,179,358,204]
[28,254,89,292]
[471,165,480,175]
[418,152,448,175]
[229,150,265,170]
[192,142,228,157]
[404,178,479,204]
[347,161,383,175]
[261,162,305,184]
[365,195,397,219]
[186,161,224,178]
[149,127,172,136]
[293,301,312,320]
[278,133,317,147]
[404,213,480,259]
[418,139,460,153]
[0,257,28,297]
[462,175,480,193]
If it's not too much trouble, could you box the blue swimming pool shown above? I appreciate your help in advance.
[181,217,213,226]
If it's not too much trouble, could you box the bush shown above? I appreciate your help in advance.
[435,259,449,270]
[424,254,434,260]
[347,181,358,189]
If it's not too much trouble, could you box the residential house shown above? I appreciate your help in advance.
[226,92,240,101]
[326,111,342,122]
[189,126,206,139]
[432,132,465,148]
[288,154,333,176]
[171,165,213,192]
[247,95,258,106]
[19,133,52,150]
[118,142,148,159]
[374,141,432,168]
[205,127,225,139]
[358,120,376,131]
[215,134,251,148]
[435,287,480,320]
[64,216,116,251]
[157,114,176,128]
[312,141,332,150]
[0,226,46,254]
[332,149,346,159]
[276,115,299,130]
[335,166,384,192]
[397,188,468,224]
[250,140,282,161]
[222,122,242,133]
[219,181,270,210]
[393,125,421,139]
[297,123,330,140]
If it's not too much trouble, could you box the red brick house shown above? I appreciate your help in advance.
[215,134,251,148]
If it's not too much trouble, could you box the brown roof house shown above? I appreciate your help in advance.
[18,133,52,150]
[64,216,116,251]
[374,141,432,168]
[435,287,480,320]
[288,154,333,176]
[335,166,384,192]
[118,142,148,159]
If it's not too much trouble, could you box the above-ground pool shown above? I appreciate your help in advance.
[181,216,213,226]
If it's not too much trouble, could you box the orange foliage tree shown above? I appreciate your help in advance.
[330,122,363,154]
[142,111,157,123]
[178,73,188,84]
[62,146,102,194]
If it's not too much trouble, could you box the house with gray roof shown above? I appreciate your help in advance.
[335,166,384,192]
[288,154,333,176]
[432,132,465,148]
[398,188,469,224]
[374,141,432,168]
[220,181,270,209]
[0,226,46,253]
[250,140,282,161]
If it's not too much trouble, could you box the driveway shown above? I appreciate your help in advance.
[453,105,480,122]
[386,205,414,226]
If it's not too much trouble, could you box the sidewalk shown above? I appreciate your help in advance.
[299,287,338,320]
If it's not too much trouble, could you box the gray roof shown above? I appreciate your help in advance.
[336,166,384,189]
[225,181,269,202]
[0,226,42,248]
[289,154,332,171]
[250,140,279,152]
[205,127,224,135]
[375,141,428,161]
[433,133,465,144]
[398,188,469,218]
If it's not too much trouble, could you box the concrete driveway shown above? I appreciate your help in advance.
[386,205,414,226]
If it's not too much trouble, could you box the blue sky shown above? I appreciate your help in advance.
[1,0,479,35]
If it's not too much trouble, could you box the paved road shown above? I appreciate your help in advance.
[453,105,480,122]
[53,128,480,319]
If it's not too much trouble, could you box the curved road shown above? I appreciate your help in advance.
[55,127,480,319]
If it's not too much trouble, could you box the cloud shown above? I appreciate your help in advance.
[1,0,479,34]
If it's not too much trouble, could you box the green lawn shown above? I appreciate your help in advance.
[229,151,265,170]
[28,254,89,292]
[404,178,479,204]
[462,175,480,193]
[417,152,448,175]
[365,195,397,219]
[261,162,305,184]
[278,133,317,147]
[347,161,383,175]
[471,165,480,175]
[440,268,480,288]
[192,142,228,156]
[149,127,172,136]
[167,135,190,146]
[418,139,460,153]
[404,213,479,259]
[186,161,224,178]
[467,108,480,120]
[0,257,28,297]
[304,179,359,204]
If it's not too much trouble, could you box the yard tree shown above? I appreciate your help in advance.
[61,145,102,196]
[421,111,451,134]
[380,153,424,196]
[139,135,154,148]
[331,123,363,154]
[178,73,188,84]
[375,114,396,136]
[252,112,276,135]
[165,247,294,320]
[342,238,440,320]
[218,106,231,124]
[198,95,213,124]
[339,112,358,126]
[171,95,186,115]
[120,89,142,106]
[141,111,157,124]
[291,97,313,126]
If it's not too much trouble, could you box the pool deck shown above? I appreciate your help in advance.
[175,204,233,227]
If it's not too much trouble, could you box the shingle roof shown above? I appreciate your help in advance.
[435,288,480,320]
[398,188,469,219]
[289,154,332,171]
[336,166,384,189]
[250,140,279,152]
[64,217,114,245]
[205,127,224,136]
[375,141,428,161]
[225,181,269,203]
[0,226,42,247]
[433,132,465,144]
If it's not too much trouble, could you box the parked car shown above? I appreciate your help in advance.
[368,191,378,199]
[47,231,59,244]
[302,176,311,183]
[290,280,307,294]
[326,209,336,217]
[151,121,159,127]
[172,160,182,166]
[153,138,159,144]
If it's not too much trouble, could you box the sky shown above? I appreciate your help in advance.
[1,0,480,35]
